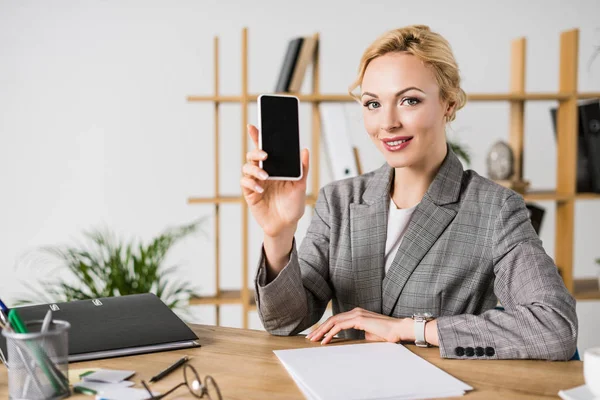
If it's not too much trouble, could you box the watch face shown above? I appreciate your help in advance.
[413,312,434,318]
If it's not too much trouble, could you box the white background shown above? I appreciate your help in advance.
[1,0,599,354]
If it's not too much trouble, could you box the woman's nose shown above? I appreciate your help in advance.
[381,108,402,132]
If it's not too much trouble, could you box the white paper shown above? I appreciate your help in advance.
[83,369,136,383]
[558,384,598,400]
[74,380,135,393]
[274,342,472,400]
[94,387,159,400]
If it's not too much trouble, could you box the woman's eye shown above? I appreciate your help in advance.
[365,101,380,110]
[402,97,420,106]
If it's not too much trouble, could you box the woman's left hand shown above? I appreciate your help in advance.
[306,307,415,345]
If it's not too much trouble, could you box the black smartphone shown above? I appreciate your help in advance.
[257,94,302,180]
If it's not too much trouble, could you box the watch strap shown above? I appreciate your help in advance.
[414,317,427,345]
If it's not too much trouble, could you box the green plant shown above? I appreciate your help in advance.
[449,139,471,166]
[18,218,206,312]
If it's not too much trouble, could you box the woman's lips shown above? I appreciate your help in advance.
[381,136,413,152]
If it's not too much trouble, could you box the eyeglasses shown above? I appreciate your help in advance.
[141,364,222,400]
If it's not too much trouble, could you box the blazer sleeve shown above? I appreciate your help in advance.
[436,193,578,360]
[254,188,333,335]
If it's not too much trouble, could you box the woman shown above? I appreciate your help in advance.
[240,25,577,360]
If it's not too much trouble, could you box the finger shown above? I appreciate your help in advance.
[242,163,269,180]
[240,176,264,194]
[247,124,259,147]
[309,313,355,342]
[246,148,268,164]
[321,318,362,345]
[300,148,310,183]
[307,308,366,341]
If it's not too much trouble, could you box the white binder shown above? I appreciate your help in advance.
[319,103,359,181]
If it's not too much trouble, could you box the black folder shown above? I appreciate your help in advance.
[0,293,200,362]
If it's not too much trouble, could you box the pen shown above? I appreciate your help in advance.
[0,297,8,313]
[149,355,190,383]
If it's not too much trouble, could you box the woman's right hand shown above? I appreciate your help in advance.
[241,124,310,239]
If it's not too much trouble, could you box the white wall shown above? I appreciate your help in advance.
[1,0,599,353]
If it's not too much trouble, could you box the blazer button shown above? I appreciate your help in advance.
[455,347,465,357]
[475,347,484,357]
[465,347,475,357]
[485,347,495,357]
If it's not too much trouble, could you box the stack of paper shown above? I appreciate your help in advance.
[559,385,597,400]
[73,369,159,400]
[274,343,472,400]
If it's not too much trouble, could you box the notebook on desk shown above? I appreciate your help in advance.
[0,293,200,362]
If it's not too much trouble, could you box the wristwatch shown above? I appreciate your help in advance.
[412,312,435,347]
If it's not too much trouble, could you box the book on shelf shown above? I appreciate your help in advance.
[287,36,318,93]
[274,37,304,93]
[579,99,600,193]
[274,35,318,93]
[550,100,600,193]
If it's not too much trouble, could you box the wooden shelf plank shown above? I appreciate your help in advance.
[574,278,600,300]
[521,191,600,202]
[190,290,257,306]
[189,290,244,305]
[188,196,243,204]
[186,192,599,205]
[575,192,600,200]
[578,92,600,100]
[187,92,573,103]
[522,191,572,202]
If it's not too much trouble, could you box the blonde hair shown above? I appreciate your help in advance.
[348,25,467,122]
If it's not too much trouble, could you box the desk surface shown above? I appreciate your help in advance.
[0,324,584,399]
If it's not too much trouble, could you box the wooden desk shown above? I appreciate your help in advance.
[0,324,584,399]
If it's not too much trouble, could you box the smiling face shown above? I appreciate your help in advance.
[361,52,451,170]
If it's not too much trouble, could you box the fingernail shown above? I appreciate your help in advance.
[259,172,268,180]
[255,185,264,193]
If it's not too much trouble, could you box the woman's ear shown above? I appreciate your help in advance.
[445,102,456,120]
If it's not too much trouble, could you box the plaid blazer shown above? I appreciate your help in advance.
[254,149,578,360]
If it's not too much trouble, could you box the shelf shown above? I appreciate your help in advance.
[522,191,600,202]
[575,192,600,200]
[573,278,600,300]
[578,92,600,100]
[189,290,256,306]
[522,191,572,202]
[188,195,317,205]
[188,196,243,204]
[187,92,576,103]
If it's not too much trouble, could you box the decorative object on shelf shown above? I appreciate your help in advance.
[486,140,514,180]
[486,140,530,194]
[16,219,206,312]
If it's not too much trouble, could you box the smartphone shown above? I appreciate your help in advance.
[257,94,302,180]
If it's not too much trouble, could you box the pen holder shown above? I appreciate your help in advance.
[2,320,71,400]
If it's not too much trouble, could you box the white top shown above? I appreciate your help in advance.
[384,198,418,274]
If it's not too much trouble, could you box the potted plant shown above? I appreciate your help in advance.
[17,218,206,314]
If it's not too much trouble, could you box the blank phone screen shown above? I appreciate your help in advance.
[259,95,301,178]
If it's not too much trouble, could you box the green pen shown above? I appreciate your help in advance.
[8,309,65,394]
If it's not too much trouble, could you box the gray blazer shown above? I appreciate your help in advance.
[254,149,578,360]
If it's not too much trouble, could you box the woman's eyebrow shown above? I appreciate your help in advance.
[361,87,425,99]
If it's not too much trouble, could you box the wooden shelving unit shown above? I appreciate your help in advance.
[187,28,600,328]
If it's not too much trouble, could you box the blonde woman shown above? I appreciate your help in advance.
[240,25,577,360]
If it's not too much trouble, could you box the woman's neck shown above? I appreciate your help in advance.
[391,143,447,209]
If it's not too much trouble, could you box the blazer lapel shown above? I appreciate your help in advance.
[350,164,393,314]
[381,148,464,316]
